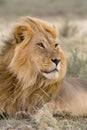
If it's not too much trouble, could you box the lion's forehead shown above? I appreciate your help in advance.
[33,31,57,45]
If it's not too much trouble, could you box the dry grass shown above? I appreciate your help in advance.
[0,0,87,17]
[0,111,87,130]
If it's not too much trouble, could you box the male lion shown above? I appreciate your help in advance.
[0,17,66,117]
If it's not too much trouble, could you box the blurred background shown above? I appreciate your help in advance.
[0,0,87,18]
[0,0,87,78]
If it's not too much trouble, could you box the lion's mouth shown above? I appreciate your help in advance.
[41,68,58,74]
[41,68,59,80]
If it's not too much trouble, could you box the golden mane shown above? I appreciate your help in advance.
[0,17,66,117]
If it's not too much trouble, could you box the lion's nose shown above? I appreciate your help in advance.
[51,58,61,66]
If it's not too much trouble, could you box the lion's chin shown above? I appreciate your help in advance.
[42,71,59,80]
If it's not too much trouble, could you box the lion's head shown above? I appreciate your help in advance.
[5,17,66,87]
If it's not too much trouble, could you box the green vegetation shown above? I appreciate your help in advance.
[67,48,87,78]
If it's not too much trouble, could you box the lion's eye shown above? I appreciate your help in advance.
[38,43,45,49]
[55,43,59,48]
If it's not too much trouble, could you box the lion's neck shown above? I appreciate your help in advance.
[21,75,62,113]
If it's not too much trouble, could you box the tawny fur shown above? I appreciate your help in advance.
[56,77,87,116]
[0,17,66,117]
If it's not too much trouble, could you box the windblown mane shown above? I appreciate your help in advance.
[0,17,66,117]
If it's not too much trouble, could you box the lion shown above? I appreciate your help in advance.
[0,17,87,120]
[0,17,66,117]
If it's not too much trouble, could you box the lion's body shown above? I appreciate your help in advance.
[57,77,87,116]
[0,17,66,117]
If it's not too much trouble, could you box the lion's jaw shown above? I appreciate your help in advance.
[41,62,61,80]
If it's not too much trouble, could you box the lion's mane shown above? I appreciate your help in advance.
[0,17,66,117]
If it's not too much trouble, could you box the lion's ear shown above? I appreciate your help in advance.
[14,25,29,43]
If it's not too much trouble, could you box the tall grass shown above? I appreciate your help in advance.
[67,48,87,78]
